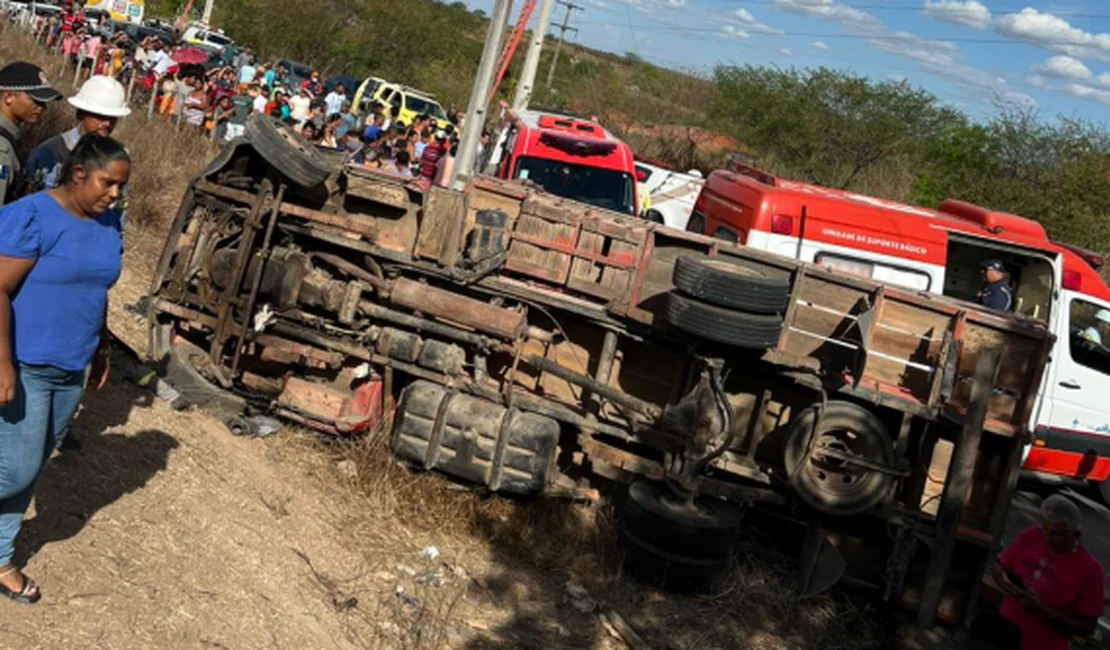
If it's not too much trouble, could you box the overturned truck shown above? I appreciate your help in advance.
[148,117,1052,625]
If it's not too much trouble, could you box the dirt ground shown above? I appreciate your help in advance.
[0,25,910,650]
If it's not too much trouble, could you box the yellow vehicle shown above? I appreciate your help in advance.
[351,77,450,130]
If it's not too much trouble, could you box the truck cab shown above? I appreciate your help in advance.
[486,109,638,216]
[690,163,1110,493]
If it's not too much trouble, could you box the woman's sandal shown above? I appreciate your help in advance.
[0,567,40,604]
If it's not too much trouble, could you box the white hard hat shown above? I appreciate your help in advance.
[1096,309,1110,325]
[68,75,132,118]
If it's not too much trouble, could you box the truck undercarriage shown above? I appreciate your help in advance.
[147,117,1053,626]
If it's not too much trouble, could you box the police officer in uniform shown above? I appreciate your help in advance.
[0,62,62,205]
[977,259,1012,312]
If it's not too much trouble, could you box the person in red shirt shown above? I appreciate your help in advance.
[419,130,447,179]
[971,494,1104,649]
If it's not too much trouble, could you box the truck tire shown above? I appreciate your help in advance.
[673,255,790,314]
[244,114,331,188]
[644,209,665,224]
[621,481,741,593]
[664,292,782,348]
[783,401,894,516]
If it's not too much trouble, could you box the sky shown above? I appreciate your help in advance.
[460,0,1110,122]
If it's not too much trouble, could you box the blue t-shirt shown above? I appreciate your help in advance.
[0,192,122,371]
[363,124,382,142]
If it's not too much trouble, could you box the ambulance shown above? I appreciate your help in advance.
[486,108,638,216]
[691,162,1110,499]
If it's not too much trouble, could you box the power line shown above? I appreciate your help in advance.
[715,0,1110,21]
[573,20,1110,47]
[546,1,583,87]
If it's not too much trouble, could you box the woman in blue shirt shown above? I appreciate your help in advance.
[0,135,127,604]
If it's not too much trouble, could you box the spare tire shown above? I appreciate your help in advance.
[664,292,782,348]
[244,114,331,188]
[673,255,790,314]
[783,401,895,516]
[621,481,742,593]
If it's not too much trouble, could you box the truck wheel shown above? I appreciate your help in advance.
[783,402,894,516]
[664,292,782,348]
[644,209,665,224]
[244,114,331,188]
[673,254,790,314]
[621,481,742,593]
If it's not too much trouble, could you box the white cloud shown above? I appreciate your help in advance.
[726,8,785,35]
[995,8,1110,62]
[812,40,829,50]
[721,24,750,39]
[771,0,1031,106]
[1027,55,1110,107]
[1060,83,1110,106]
[1032,55,1093,82]
[733,8,755,23]
[772,0,883,36]
[923,1,991,30]
[779,47,795,57]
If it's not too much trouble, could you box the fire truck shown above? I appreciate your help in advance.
[486,108,638,216]
[691,162,1110,499]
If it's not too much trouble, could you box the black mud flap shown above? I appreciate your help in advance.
[390,381,560,494]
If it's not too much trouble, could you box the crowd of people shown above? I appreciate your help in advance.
[22,4,487,183]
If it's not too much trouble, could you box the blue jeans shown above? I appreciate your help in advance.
[0,364,85,565]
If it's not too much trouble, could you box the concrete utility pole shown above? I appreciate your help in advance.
[545,1,581,88]
[450,0,514,191]
[512,0,556,109]
[202,0,214,24]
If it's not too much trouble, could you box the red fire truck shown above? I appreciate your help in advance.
[486,108,638,216]
[691,163,1110,498]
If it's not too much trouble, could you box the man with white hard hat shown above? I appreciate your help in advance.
[25,75,131,193]
[1079,309,1110,347]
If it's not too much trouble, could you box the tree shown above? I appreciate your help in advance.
[709,66,962,189]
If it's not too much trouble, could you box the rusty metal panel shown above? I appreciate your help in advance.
[415,186,467,262]
[345,171,411,209]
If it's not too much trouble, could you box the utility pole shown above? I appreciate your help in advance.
[450,0,514,191]
[202,0,214,24]
[512,0,556,109]
[545,1,581,88]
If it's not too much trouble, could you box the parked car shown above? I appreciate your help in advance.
[273,58,314,90]
[181,22,233,54]
[634,158,704,230]
[107,18,174,46]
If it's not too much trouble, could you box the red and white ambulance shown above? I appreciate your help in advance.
[486,108,639,216]
[691,162,1110,498]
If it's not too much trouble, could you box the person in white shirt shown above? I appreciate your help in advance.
[289,88,312,125]
[149,44,172,78]
[1079,309,1110,347]
[324,83,347,117]
[248,84,267,115]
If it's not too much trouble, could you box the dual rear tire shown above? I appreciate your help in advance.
[663,255,790,349]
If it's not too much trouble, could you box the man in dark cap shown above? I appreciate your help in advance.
[977,259,1012,312]
[0,62,62,204]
